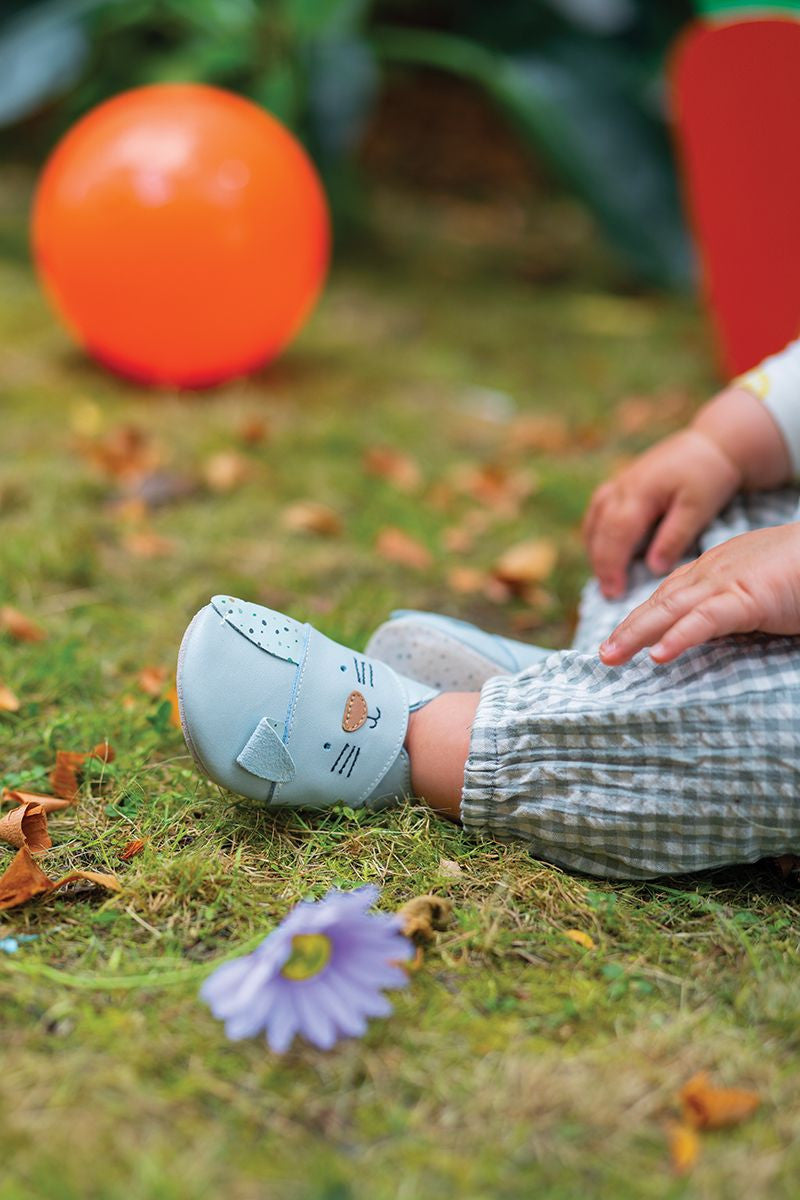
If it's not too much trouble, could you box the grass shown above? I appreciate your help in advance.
[1,166,798,1200]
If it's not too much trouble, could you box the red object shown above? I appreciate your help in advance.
[671,18,800,377]
[32,84,330,387]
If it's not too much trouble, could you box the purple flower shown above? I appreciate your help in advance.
[200,885,413,1052]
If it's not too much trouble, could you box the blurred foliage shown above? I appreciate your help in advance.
[0,0,697,285]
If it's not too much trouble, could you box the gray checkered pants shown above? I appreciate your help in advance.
[461,490,800,878]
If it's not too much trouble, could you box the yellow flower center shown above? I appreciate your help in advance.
[281,933,332,981]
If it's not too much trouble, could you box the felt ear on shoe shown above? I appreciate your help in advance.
[236,717,296,783]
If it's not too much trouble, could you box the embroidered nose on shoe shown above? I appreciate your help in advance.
[342,691,367,732]
[236,717,296,783]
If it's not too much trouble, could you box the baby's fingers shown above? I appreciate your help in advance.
[645,497,706,575]
[589,499,658,599]
[649,591,757,663]
[599,577,702,664]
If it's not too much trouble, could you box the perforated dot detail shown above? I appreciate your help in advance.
[215,596,305,664]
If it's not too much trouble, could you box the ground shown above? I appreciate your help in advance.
[1,165,798,1200]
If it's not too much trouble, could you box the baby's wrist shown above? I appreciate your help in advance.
[690,387,792,489]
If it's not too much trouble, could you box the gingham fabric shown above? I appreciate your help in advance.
[461,489,800,878]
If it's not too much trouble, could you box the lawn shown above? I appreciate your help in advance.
[1,164,798,1200]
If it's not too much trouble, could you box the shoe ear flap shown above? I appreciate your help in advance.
[236,717,296,783]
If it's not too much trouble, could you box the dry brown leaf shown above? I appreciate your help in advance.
[680,1073,760,1130]
[447,566,489,595]
[281,501,343,537]
[0,803,51,853]
[450,462,537,514]
[442,526,475,555]
[2,789,74,814]
[493,538,557,588]
[397,895,454,944]
[203,451,252,494]
[237,415,270,446]
[165,685,182,729]
[615,390,691,437]
[120,838,145,861]
[507,414,571,454]
[49,750,88,801]
[90,741,115,764]
[0,606,45,643]
[376,528,433,571]
[78,424,161,481]
[363,446,422,492]
[137,666,168,696]
[122,529,177,559]
[563,929,595,950]
[0,845,120,911]
[0,684,20,712]
[667,1121,700,1175]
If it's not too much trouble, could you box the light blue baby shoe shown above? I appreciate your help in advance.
[365,609,553,691]
[177,596,436,809]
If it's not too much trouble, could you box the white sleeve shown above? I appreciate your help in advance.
[735,338,800,476]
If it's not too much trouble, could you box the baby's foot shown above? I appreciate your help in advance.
[177,597,436,808]
[365,609,552,690]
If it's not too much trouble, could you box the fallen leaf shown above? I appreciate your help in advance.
[2,789,74,814]
[442,526,475,555]
[397,895,454,944]
[507,414,571,454]
[78,424,161,481]
[137,666,168,696]
[450,462,537,514]
[203,451,252,494]
[493,538,557,588]
[120,838,145,861]
[363,446,421,492]
[237,415,270,446]
[483,576,513,604]
[281,501,343,537]
[614,389,690,437]
[680,1073,760,1130]
[0,803,51,853]
[122,529,177,559]
[111,497,149,526]
[447,566,488,595]
[376,528,433,571]
[49,750,88,801]
[90,741,115,764]
[0,606,45,643]
[0,845,120,911]
[165,685,182,729]
[563,929,595,950]
[0,684,20,712]
[667,1121,700,1175]
[437,858,464,880]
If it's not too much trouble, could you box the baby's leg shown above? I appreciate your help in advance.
[405,635,800,879]
[406,693,479,819]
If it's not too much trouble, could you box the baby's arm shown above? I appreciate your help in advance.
[584,343,797,598]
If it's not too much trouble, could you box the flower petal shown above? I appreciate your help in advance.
[265,984,301,1053]
[291,981,340,1050]
[313,973,369,1039]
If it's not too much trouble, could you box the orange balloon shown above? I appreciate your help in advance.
[32,84,330,387]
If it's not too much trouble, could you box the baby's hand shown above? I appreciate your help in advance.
[599,523,800,665]
[583,429,742,598]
